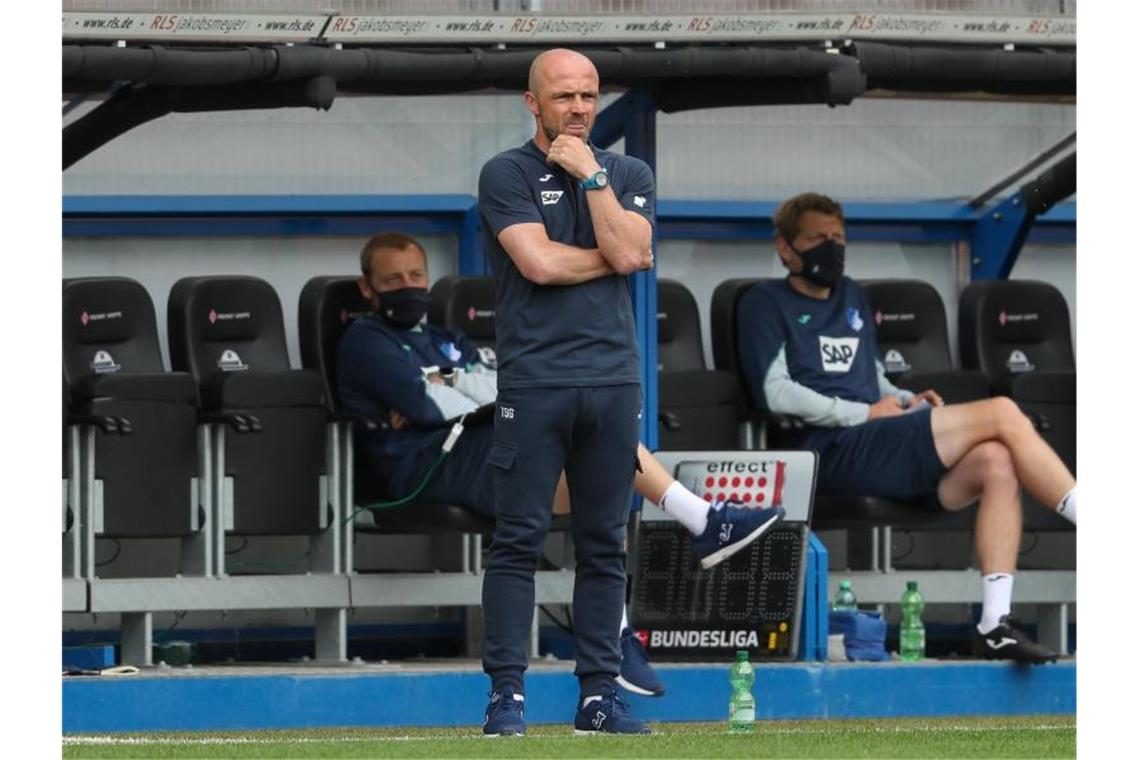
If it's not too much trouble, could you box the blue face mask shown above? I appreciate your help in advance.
[375,287,429,329]
[790,238,845,288]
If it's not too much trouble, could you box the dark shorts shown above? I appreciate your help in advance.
[799,407,948,501]
[388,424,496,519]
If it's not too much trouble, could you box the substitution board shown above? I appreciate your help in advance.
[630,450,816,661]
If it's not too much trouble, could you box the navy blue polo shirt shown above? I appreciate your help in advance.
[337,315,482,479]
[738,277,881,409]
[478,140,655,390]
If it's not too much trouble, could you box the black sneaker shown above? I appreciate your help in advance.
[573,687,652,735]
[971,615,1059,664]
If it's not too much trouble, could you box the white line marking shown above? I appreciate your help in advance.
[62,724,1074,745]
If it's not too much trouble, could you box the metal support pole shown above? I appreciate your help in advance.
[211,425,229,577]
[314,608,347,662]
[120,612,153,666]
[80,426,98,581]
[180,424,214,577]
[342,422,355,575]
[309,422,342,575]
[64,427,83,579]
[530,606,541,659]
[1037,602,1069,655]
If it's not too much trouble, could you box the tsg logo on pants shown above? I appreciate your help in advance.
[819,336,860,373]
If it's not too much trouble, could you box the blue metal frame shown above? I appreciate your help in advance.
[798,533,830,662]
[606,89,661,451]
[65,196,1075,247]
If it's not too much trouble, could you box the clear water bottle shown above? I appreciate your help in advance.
[728,649,756,734]
[833,579,858,611]
[900,580,925,661]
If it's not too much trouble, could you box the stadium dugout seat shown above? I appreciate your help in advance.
[710,278,974,530]
[655,278,741,450]
[62,277,203,577]
[959,279,1075,530]
[298,275,494,535]
[168,276,339,564]
[427,275,497,350]
[859,279,990,404]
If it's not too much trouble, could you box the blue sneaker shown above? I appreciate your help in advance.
[616,627,666,697]
[573,686,652,735]
[693,502,785,570]
[482,688,525,737]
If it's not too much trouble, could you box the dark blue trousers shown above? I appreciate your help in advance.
[481,384,640,696]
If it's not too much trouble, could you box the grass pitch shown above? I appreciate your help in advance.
[63,715,1074,759]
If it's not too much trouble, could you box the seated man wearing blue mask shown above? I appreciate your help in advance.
[737,192,1077,664]
[337,231,785,696]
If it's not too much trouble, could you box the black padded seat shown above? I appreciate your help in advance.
[429,276,496,349]
[959,279,1075,396]
[710,277,976,532]
[860,279,990,405]
[169,275,330,537]
[654,279,741,450]
[63,277,200,538]
[299,275,496,535]
[959,279,1075,531]
[656,278,706,373]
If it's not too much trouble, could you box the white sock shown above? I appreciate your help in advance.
[657,481,710,536]
[1056,487,1077,525]
[621,607,629,632]
[977,573,1014,634]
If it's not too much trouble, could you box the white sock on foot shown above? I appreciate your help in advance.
[977,573,1014,634]
[1056,487,1077,525]
[657,481,710,536]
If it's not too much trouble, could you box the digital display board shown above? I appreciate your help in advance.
[631,451,816,661]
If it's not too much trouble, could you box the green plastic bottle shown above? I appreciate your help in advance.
[900,580,926,661]
[833,579,858,611]
[728,650,756,734]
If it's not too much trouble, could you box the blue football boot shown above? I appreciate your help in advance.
[693,502,785,569]
[616,627,666,697]
[573,686,652,735]
[482,688,525,737]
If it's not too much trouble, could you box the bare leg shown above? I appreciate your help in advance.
[552,444,677,513]
[931,397,1074,510]
[631,443,675,503]
[552,473,570,515]
[936,441,1022,574]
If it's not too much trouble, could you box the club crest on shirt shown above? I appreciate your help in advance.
[819,336,860,373]
[846,308,864,332]
[439,341,463,363]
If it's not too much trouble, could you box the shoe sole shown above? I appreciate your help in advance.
[573,729,652,736]
[973,653,1058,665]
[483,731,526,737]
[615,674,665,697]
[699,508,785,570]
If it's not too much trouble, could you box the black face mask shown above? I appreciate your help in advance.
[790,238,845,288]
[374,286,429,329]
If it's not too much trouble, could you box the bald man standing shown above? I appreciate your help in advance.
[477,49,655,736]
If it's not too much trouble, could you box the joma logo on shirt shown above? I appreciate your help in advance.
[819,336,860,373]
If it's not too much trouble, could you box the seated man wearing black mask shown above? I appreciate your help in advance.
[337,232,784,695]
[737,192,1077,664]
